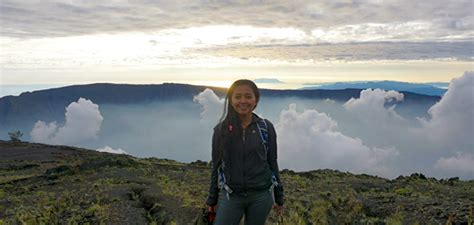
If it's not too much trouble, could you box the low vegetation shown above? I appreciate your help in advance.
[0,140,473,224]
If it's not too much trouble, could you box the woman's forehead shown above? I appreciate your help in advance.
[233,85,254,94]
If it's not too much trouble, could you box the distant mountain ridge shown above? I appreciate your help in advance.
[0,83,220,127]
[302,80,448,96]
[253,78,284,83]
[0,82,440,128]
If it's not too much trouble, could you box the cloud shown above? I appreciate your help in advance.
[30,121,58,143]
[199,41,473,61]
[2,1,472,73]
[417,71,474,152]
[276,104,399,177]
[30,98,103,145]
[434,152,474,175]
[193,88,224,123]
[96,146,128,155]
[1,0,471,40]
[344,88,404,123]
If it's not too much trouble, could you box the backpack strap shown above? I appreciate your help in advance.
[256,119,279,193]
[256,119,269,157]
[218,166,233,200]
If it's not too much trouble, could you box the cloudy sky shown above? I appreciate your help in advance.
[1,0,473,87]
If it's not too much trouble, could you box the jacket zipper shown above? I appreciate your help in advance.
[242,127,246,193]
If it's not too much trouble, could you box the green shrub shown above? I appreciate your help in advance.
[8,130,23,142]
[394,187,413,196]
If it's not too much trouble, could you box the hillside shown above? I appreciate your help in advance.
[0,83,440,127]
[1,140,472,224]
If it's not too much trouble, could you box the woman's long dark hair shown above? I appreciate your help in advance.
[216,79,260,162]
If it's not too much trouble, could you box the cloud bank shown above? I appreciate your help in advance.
[413,72,474,177]
[31,98,103,145]
[199,41,474,62]
[417,71,474,152]
[20,72,472,179]
[275,104,399,177]
[191,73,473,179]
[435,152,474,174]
[2,1,471,79]
[344,88,404,123]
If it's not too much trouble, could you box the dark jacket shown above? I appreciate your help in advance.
[206,114,284,206]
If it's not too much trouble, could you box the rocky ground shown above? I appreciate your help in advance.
[0,140,473,225]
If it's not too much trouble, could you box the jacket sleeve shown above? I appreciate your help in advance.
[266,120,285,206]
[206,126,221,206]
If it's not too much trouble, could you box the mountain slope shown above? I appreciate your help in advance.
[1,140,472,224]
[0,83,440,127]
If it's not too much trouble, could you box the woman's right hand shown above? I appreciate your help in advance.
[207,205,216,213]
[273,204,284,217]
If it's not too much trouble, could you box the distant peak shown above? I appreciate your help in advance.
[253,78,284,84]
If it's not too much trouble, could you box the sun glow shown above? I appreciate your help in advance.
[1,24,470,86]
[184,80,233,88]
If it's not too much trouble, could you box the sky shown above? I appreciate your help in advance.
[0,0,473,88]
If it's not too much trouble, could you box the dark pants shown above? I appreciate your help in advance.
[214,189,273,225]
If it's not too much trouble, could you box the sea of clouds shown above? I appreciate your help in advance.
[29,72,473,179]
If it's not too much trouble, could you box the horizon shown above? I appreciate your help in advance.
[0,78,452,98]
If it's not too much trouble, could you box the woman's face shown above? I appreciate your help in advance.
[231,84,257,117]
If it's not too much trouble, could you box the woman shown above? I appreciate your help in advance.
[206,79,284,225]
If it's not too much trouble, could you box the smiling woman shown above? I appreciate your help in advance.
[206,79,284,225]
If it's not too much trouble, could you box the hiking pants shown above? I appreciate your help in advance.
[214,189,273,225]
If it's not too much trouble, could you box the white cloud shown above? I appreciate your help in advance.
[276,104,399,177]
[344,88,404,123]
[96,146,128,155]
[417,71,474,152]
[435,152,474,174]
[30,98,103,145]
[30,121,58,143]
[193,88,224,123]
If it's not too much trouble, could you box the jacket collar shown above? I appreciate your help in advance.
[250,113,264,125]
